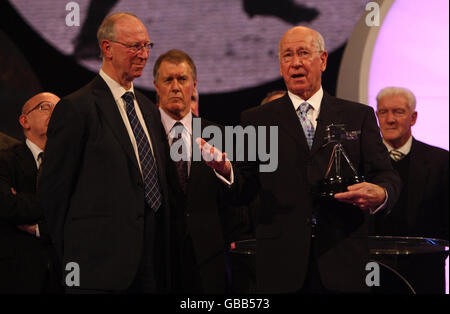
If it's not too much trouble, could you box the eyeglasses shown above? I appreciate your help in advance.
[109,40,154,53]
[24,102,53,115]
[280,49,322,63]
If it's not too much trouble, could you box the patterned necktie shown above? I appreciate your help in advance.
[171,122,188,194]
[390,150,405,162]
[122,91,162,211]
[297,102,315,149]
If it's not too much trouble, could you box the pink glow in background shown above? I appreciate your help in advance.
[368,0,449,151]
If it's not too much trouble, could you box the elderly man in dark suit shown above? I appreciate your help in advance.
[373,86,448,240]
[38,13,176,293]
[373,86,448,294]
[198,26,401,293]
[0,92,61,293]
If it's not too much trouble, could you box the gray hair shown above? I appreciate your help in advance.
[97,12,138,57]
[376,86,417,111]
[278,27,325,60]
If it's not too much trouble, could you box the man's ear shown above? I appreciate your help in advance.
[19,114,28,129]
[411,111,418,127]
[101,40,112,59]
[320,50,328,72]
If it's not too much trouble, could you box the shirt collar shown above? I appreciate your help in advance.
[25,138,43,165]
[383,136,413,155]
[99,69,135,102]
[288,86,323,112]
[159,107,192,138]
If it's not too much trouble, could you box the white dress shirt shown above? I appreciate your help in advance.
[288,87,323,129]
[25,138,43,169]
[383,136,413,156]
[25,138,43,237]
[99,69,154,175]
[159,107,193,175]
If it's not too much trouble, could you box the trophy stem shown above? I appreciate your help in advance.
[324,144,337,178]
[335,144,341,178]
[340,145,359,176]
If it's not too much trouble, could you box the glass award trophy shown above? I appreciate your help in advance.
[317,124,365,198]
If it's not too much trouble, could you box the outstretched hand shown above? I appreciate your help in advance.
[195,138,232,180]
[334,182,386,211]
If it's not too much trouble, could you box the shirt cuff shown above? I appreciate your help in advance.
[370,188,388,215]
[214,165,234,187]
[35,224,40,238]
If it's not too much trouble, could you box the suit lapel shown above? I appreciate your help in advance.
[91,76,141,173]
[15,144,37,186]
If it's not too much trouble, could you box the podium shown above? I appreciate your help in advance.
[229,237,449,294]
[369,236,449,294]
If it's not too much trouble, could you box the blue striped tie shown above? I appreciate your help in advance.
[122,91,162,211]
[297,102,315,149]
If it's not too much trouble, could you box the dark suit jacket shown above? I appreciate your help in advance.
[38,75,174,291]
[0,143,55,293]
[235,92,401,293]
[0,132,20,151]
[372,138,449,240]
[170,118,248,293]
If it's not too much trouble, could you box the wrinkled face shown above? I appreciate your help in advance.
[108,16,150,83]
[279,28,327,100]
[21,93,60,138]
[376,94,417,148]
[154,61,197,120]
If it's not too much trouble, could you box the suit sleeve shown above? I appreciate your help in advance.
[360,106,402,213]
[38,97,86,258]
[0,153,42,224]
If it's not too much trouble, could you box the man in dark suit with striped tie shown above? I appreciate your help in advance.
[153,49,249,293]
[38,12,177,293]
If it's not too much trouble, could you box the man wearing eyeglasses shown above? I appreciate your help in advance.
[198,26,401,293]
[0,92,62,293]
[38,12,177,293]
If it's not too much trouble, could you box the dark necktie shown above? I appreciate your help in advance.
[36,152,43,190]
[122,91,162,211]
[171,122,188,194]
[297,102,315,149]
[390,150,405,162]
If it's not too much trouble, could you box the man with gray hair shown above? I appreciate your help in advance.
[39,12,177,293]
[373,86,448,240]
[198,26,401,293]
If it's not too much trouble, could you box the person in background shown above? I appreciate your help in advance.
[154,49,249,293]
[259,90,286,106]
[0,92,62,293]
[190,87,199,116]
[373,86,448,239]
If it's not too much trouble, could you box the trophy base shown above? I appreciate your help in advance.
[316,176,365,199]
